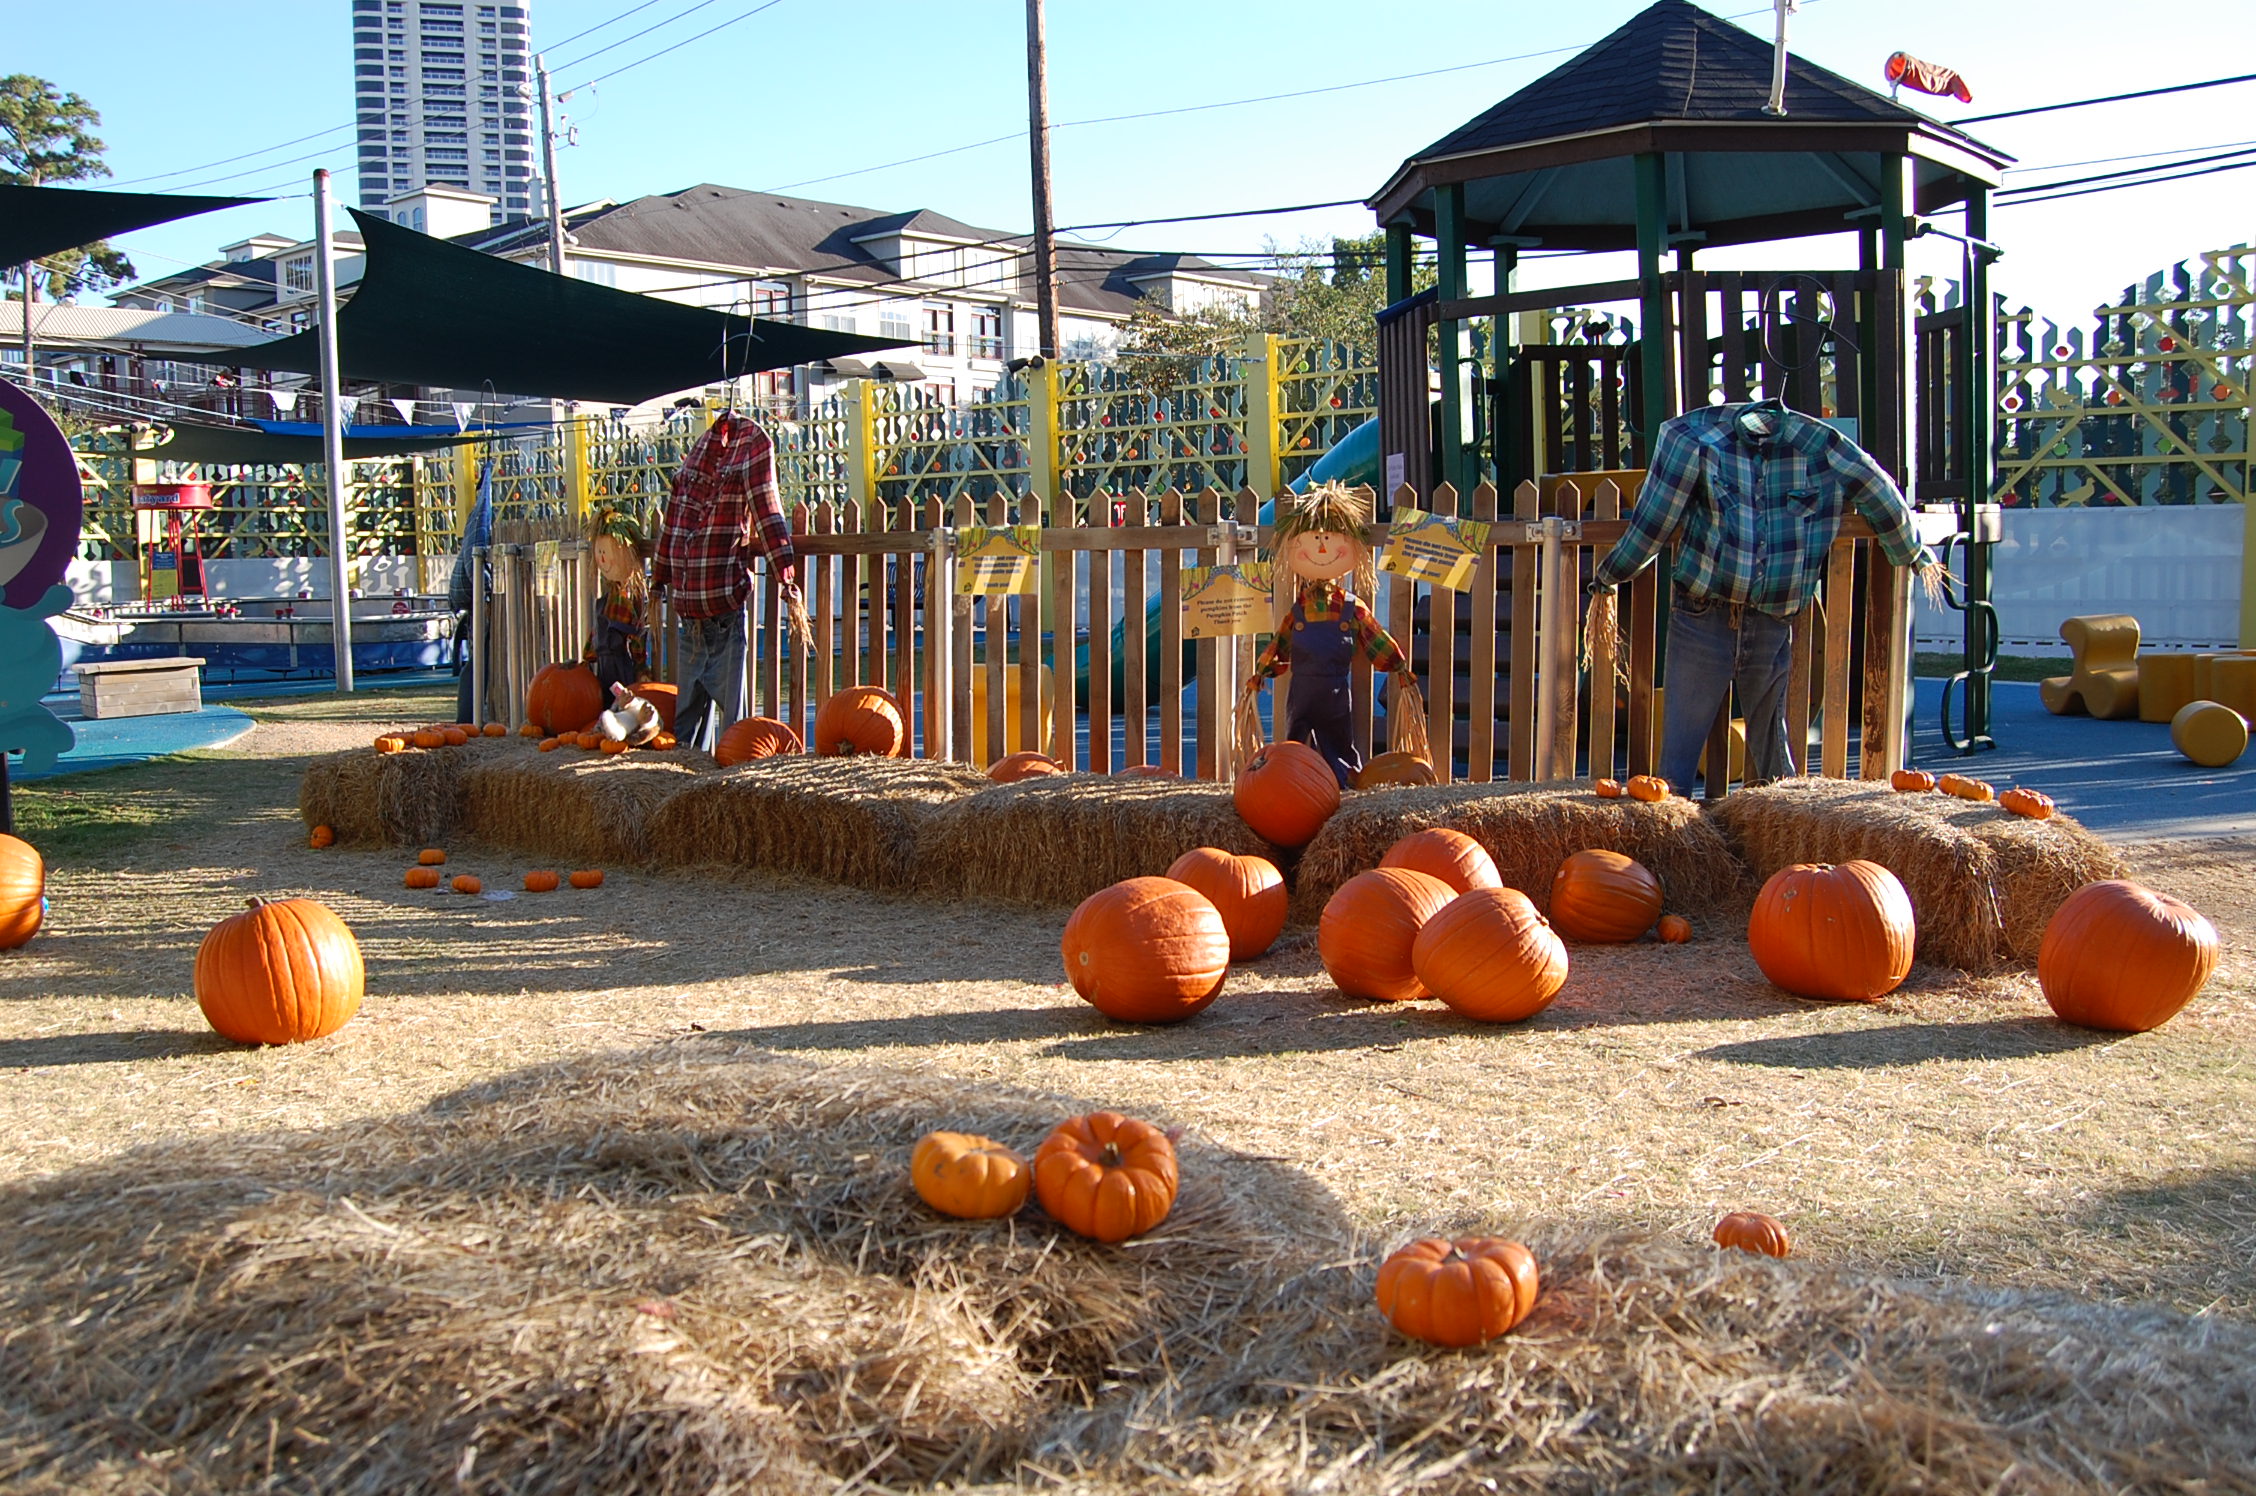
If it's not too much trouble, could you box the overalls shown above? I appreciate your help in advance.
[1282,603,1361,788]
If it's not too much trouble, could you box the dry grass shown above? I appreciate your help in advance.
[918,773,1280,907]
[1293,779,1747,924]
[296,745,471,848]
[1710,779,2129,971]
[457,741,717,865]
[645,755,991,892]
[4,1046,2253,1495]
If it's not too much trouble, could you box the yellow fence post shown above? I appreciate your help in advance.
[1244,330,1281,499]
[1027,360,1064,708]
[2243,495,2255,648]
[845,379,877,511]
[565,412,591,521]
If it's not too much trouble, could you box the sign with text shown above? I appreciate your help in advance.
[1181,561,1275,638]
[1379,507,1492,591]
[956,525,1042,596]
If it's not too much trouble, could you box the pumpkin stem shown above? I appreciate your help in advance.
[1100,1141,1123,1169]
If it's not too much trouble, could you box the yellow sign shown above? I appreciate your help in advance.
[1380,508,1492,591]
[956,525,1042,596]
[1181,561,1275,638]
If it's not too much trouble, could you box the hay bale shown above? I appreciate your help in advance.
[1708,777,2128,971]
[646,756,989,892]
[917,773,1280,907]
[458,744,716,866]
[296,743,477,847]
[1293,779,1746,924]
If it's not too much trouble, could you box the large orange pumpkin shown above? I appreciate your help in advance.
[1375,1237,1540,1347]
[1379,828,1501,895]
[815,685,907,756]
[2037,879,2218,1032]
[1548,850,1663,943]
[990,750,1066,783]
[1061,877,1231,1023]
[1353,751,1437,790]
[1410,887,1569,1023]
[1713,1211,1792,1257]
[1165,847,1287,960]
[1318,867,1457,1002]
[1748,860,1916,1002]
[525,662,605,735]
[1033,1111,1179,1242]
[716,715,803,764]
[0,833,45,949]
[911,1130,1032,1219]
[193,897,364,1045]
[1233,739,1339,848]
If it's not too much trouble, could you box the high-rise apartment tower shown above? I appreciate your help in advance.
[351,0,538,224]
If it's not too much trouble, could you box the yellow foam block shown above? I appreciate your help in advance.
[2209,656,2256,725]
[2137,653,2200,723]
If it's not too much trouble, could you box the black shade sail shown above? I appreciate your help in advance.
[140,421,481,466]
[237,209,912,404]
[0,184,264,267]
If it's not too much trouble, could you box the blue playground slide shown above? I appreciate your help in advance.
[1074,415,1381,703]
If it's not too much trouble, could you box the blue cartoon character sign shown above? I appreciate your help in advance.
[0,378,82,775]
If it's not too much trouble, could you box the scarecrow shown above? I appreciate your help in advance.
[584,505,652,697]
[1242,482,1426,787]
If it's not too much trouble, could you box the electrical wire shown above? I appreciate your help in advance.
[2004,136,2256,176]
[550,0,725,73]
[1994,154,2256,207]
[1952,71,2256,125]
[556,0,785,95]
[103,124,358,190]
[545,0,676,54]
[1998,143,2256,197]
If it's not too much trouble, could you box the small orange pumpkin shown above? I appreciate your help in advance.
[1061,877,1231,1023]
[814,685,908,756]
[1114,763,1177,778]
[1626,774,1671,802]
[1594,778,1625,799]
[404,866,442,889]
[1379,828,1501,896]
[309,824,335,849]
[451,874,482,894]
[194,896,364,1045]
[989,750,1066,783]
[482,722,507,737]
[651,732,678,751]
[411,729,446,749]
[417,848,447,866]
[2000,787,2056,820]
[374,735,406,754]
[1713,1211,1792,1257]
[1165,847,1287,961]
[538,737,561,751]
[1353,751,1437,790]
[1657,913,1692,943]
[1939,773,1994,802]
[1375,1237,1540,1347]
[716,715,804,764]
[911,1130,1032,1219]
[2038,879,2218,1032]
[1233,739,1340,848]
[1548,850,1664,943]
[441,727,470,747]
[518,721,542,738]
[1410,887,1569,1023]
[522,870,560,892]
[1748,860,1915,1002]
[569,869,605,889]
[598,737,629,755]
[1033,1111,1179,1242]
[1890,768,1937,793]
[1318,867,1458,1002]
[577,731,602,750]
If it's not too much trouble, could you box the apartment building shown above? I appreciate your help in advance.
[352,0,538,224]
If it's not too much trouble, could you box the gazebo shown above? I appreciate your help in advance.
[1366,0,2012,749]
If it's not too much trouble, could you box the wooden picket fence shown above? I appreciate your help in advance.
[471,478,1915,795]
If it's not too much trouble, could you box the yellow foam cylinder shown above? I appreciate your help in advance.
[2171,699,2249,768]
[2137,653,2199,723]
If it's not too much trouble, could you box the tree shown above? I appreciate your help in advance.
[1,74,135,300]
[1262,231,1435,351]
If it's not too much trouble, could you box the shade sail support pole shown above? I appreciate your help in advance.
[313,168,355,694]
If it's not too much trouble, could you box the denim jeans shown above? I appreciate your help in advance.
[1658,587,1797,792]
[673,610,745,752]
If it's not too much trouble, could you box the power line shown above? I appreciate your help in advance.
[546,0,676,53]
[104,124,357,190]
[1994,155,2256,207]
[557,0,786,95]
[2005,136,2256,176]
[1952,71,2256,125]
[551,0,725,74]
[1999,143,2256,197]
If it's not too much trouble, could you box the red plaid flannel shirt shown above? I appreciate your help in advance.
[653,414,799,620]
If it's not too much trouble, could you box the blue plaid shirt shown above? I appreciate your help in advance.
[1592,401,1930,618]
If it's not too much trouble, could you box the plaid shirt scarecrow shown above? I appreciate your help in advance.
[653,413,804,629]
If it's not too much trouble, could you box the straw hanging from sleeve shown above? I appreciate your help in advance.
[1387,673,1430,762]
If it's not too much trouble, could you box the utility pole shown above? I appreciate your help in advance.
[313,168,356,694]
[1024,0,1059,360]
[16,262,31,383]
[536,55,566,274]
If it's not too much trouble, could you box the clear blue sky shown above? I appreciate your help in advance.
[15,0,2256,332]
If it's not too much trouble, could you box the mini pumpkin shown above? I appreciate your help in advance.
[989,750,1065,783]
[717,715,804,764]
[404,866,442,889]
[1033,1111,1179,1242]
[417,848,447,866]
[451,874,482,894]
[1114,763,1178,778]
[2000,787,2055,820]
[1318,868,1457,1002]
[815,685,907,756]
[1165,847,1287,961]
[441,727,470,747]
[0,833,46,949]
[1233,739,1340,848]
[1657,913,1692,943]
[569,869,605,889]
[598,737,629,755]
[577,731,602,749]
[1375,1237,1540,1347]
[1748,860,1915,1002]
[1410,887,1569,1023]
[1061,876,1231,1022]
[374,735,406,754]
[651,732,678,751]
[523,870,560,892]
[193,896,364,1045]
[911,1130,1032,1219]
[1626,774,1671,803]
[1548,850,1663,943]
[1890,768,1937,793]
[1593,778,1625,799]
[411,729,446,749]
[1713,1211,1792,1257]
[2038,879,2218,1032]
[538,736,561,752]
[1353,751,1437,790]
[309,824,335,849]
[1379,828,1501,896]
[1939,773,1994,802]
[518,721,542,738]
[482,722,507,738]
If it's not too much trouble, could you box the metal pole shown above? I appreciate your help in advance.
[1533,518,1560,780]
[313,168,356,693]
[536,56,566,276]
[1024,0,1060,360]
[17,263,33,381]
[470,545,489,728]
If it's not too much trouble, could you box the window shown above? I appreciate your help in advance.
[750,280,791,319]
[820,311,856,333]
[970,307,1003,359]
[921,303,956,356]
[878,306,914,343]
[283,257,315,294]
[426,148,469,161]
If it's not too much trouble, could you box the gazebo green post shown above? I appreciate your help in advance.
[1434,184,1473,507]
[1632,153,1672,452]
[1961,183,1996,743]
[1384,220,1414,306]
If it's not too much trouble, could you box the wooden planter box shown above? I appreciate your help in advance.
[75,657,206,720]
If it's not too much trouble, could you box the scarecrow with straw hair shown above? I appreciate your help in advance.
[1243,482,1425,788]
[584,506,654,697]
